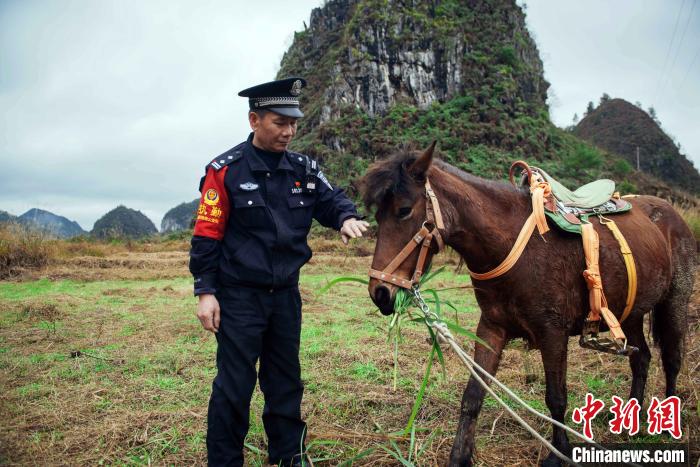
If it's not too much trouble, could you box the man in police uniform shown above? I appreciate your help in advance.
[189,77,368,467]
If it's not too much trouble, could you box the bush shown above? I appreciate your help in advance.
[563,143,603,173]
[617,180,637,195]
[0,224,54,279]
[675,205,700,242]
[612,158,633,176]
[496,46,518,68]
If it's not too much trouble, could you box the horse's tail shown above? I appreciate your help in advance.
[649,201,696,395]
[650,237,694,348]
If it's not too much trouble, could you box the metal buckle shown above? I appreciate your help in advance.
[579,318,638,356]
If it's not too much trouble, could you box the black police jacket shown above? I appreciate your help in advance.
[189,134,359,294]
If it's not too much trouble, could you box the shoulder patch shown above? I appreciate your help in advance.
[288,152,317,168]
[209,148,243,171]
[317,171,333,190]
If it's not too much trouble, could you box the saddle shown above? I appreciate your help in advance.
[526,168,632,234]
[512,163,638,356]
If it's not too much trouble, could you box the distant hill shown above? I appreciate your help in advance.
[0,210,17,223]
[161,199,198,232]
[91,206,157,239]
[17,208,86,239]
[574,98,700,194]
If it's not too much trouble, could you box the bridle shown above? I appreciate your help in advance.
[368,179,445,289]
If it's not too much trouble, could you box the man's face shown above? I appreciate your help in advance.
[250,111,298,152]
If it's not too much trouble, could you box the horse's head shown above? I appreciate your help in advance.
[360,142,441,315]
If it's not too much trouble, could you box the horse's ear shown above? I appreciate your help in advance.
[408,141,436,180]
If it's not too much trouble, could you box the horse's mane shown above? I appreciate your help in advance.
[360,150,420,209]
[433,159,518,194]
[360,149,520,210]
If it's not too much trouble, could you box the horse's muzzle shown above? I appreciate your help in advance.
[369,282,395,315]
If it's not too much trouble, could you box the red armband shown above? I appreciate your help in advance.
[193,167,230,240]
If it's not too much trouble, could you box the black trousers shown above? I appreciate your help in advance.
[207,286,306,466]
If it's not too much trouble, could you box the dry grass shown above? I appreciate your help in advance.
[0,224,56,280]
[0,232,374,283]
[0,242,698,466]
[0,221,697,465]
[676,204,700,242]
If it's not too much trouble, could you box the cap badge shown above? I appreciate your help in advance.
[239,182,259,191]
[290,79,302,96]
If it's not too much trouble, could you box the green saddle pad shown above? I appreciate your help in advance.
[538,168,615,209]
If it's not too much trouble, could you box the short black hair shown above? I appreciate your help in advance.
[250,109,269,119]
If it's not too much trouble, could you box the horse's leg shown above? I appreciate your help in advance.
[621,317,651,431]
[625,317,651,404]
[539,329,570,467]
[449,319,506,467]
[652,290,690,397]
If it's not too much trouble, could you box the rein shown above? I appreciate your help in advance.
[368,180,445,288]
[369,165,548,290]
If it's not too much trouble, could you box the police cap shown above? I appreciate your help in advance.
[238,77,307,118]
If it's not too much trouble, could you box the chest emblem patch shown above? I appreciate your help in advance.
[239,182,259,191]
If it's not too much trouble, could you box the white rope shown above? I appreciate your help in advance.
[425,318,643,467]
[429,321,577,466]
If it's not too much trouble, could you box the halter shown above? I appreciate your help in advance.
[368,180,445,289]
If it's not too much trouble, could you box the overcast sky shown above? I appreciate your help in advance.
[1,0,698,230]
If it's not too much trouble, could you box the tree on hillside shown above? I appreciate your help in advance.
[648,106,659,124]
[585,101,595,116]
[572,113,579,125]
[600,93,610,105]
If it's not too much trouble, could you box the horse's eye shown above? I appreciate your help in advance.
[397,207,413,219]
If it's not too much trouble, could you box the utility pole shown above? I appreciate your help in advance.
[636,146,640,171]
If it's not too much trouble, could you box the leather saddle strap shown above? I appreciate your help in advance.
[469,172,551,280]
[528,172,550,235]
[600,217,637,323]
[469,213,537,280]
[581,223,626,341]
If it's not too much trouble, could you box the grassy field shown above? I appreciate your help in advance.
[0,241,698,466]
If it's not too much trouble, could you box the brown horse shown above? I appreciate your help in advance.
[361,143,696,466]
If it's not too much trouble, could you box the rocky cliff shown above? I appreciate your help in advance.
[277,0,622,192]
[276,0,694,202]
[282,0,547,121]
[574,98,699,194]
[161,199,198,232]
[280,0,552,181]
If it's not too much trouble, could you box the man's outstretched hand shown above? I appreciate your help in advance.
[196,293,220,333]
[340,218,370,245]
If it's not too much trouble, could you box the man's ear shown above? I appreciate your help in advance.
[248,111,259,131]
[408,141,437,179]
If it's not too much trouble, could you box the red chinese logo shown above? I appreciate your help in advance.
[609,396,641,435]
[647,396,682,439]
[572,393,605,439]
